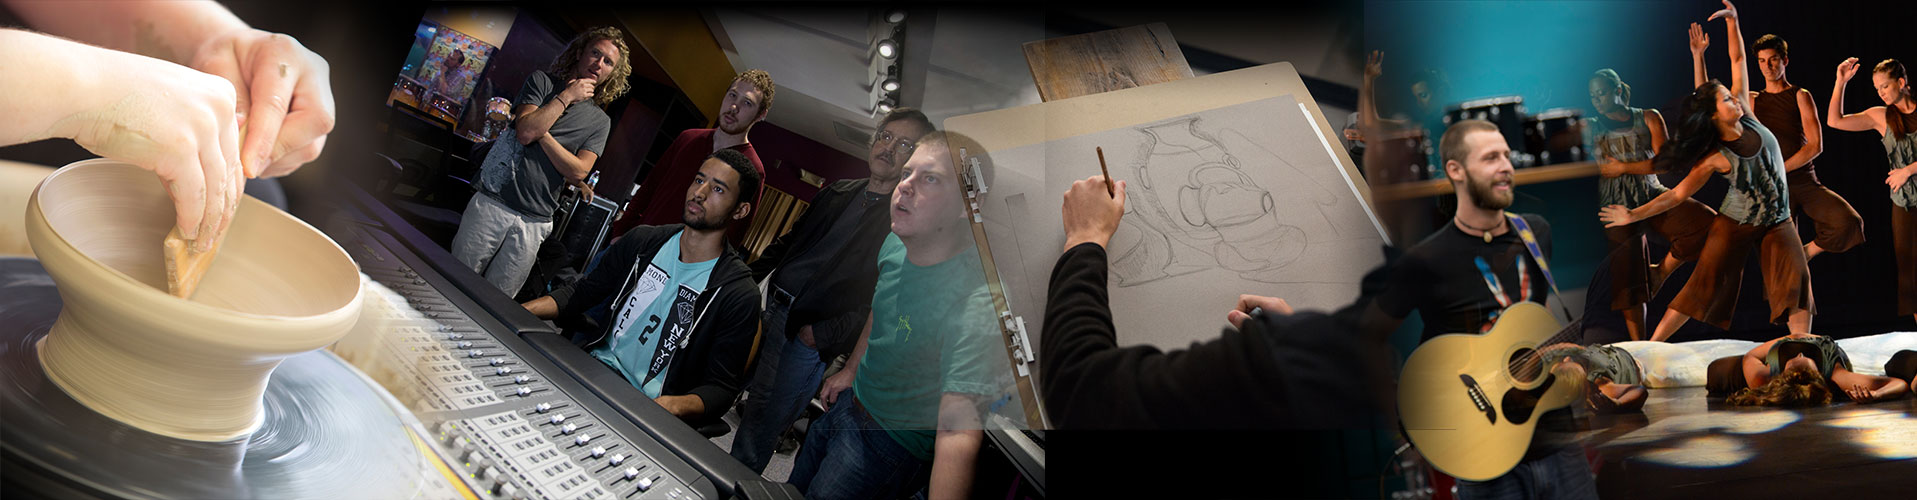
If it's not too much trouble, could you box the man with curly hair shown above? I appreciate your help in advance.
[452,26,629,295]
[613,69,774,242]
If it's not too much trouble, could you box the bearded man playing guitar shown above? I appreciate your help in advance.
[1375,118,1598,500]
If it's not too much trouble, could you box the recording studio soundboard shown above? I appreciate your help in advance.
[328,186,793,500]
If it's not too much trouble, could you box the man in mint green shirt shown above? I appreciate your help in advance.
[523,149,765,427]
[789,132,1020,500]
[588,228,714,398]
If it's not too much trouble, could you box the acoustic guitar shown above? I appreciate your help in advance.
[1397,302,1582,481]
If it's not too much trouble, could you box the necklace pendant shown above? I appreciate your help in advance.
[1483,232,1494,244]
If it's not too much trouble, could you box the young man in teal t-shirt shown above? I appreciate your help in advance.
[789,132,1022,500]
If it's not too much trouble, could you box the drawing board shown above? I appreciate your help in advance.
[945,62,1388,354]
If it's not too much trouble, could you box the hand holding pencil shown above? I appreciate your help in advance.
[1062,147,1127,252]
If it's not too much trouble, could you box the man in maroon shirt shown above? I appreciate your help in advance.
[612,69,774,240]
[1749,34,1864,259]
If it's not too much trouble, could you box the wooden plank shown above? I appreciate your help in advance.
[1372,162,1602,201]
[1021,23,1194,102]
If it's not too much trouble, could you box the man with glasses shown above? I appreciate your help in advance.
[728,108,937,473]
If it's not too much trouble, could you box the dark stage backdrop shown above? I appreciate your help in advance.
[1368,0,1917,342]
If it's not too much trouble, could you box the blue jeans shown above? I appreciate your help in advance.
[728,305,829,473]
[1456,445,1598,500]
[787,394,931,500]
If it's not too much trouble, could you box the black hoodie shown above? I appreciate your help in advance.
[550,224,763,425]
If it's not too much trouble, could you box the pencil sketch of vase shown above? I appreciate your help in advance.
[1110,117,1307,286]
[1178,164,1306,282]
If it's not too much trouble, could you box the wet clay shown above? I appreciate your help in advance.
[24,159,362,442]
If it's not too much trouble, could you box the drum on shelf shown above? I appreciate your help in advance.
[1443,96,1531,168]
[485,96,514,122]
[1524,108,1586,166]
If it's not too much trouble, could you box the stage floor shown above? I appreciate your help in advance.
[1585,387,1916,498]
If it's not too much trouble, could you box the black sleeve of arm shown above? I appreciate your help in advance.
[747,186,835,282]
[1040,244,1302,429]
[553,230,643,318]
[686,284,763,420]
[809,304,872,357]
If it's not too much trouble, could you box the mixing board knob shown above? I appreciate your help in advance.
[560,423,577,435]
[609,454,626,466]
[447,332,464,340]
[456,341,474,349]
[535,402,552,413]
[549,414,566,425]
[513,375,531,384]
[469,350,486,358]
[497,483,522,500]
[495,366,513,376]
[442,428,464,446]
[638,476,655,492]
[573,434,592,446]
[623,467,641,480]
[590,446,607,458]
[515,387,532,397]
[490,358,506,366]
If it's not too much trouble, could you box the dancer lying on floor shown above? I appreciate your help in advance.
[1540,343,1650,413]
[1704,333,1909,407]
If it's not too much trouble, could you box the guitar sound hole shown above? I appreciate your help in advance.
[1509,348,1542,383]
[1502,374,1556,425]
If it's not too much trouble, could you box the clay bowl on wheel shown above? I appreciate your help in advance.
[25,158,362,442]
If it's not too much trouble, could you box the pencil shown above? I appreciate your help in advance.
[1095,147,1114,198]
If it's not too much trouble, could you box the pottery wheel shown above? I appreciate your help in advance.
[0,257,426,499]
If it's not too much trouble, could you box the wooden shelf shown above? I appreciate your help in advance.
[1372,161,1601,201]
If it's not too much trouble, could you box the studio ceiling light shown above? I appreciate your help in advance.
[881,78,900,92]
[876,39,898,59]
[885,10,907,24]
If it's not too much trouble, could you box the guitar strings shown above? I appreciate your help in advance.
[1488,319,1584,384]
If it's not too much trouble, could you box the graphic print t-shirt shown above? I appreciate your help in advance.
[592,231,714,398]
[1378,214,1554,343]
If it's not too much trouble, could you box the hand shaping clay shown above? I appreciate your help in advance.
[163,225,223,298]
[25,159,362,442]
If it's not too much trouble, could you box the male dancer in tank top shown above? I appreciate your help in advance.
[1749,34,1865,260]
[1599,2,1814,342]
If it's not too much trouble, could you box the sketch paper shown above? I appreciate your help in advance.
[948,63,1386,352]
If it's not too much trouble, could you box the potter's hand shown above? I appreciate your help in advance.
[1226,295,1292,330]
[24,34,244,250]
[1062,175,1127,252]
[189,27,334,178]
[1599,204,1636,228]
